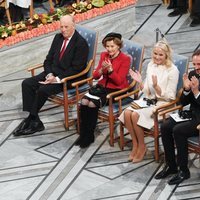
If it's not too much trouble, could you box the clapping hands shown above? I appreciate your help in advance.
[183,73,199,95]
[102,59,113,73]
[183,73,191,91]
[129,69,142,83]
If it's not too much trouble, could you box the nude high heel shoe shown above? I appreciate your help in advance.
[132,147,147,163]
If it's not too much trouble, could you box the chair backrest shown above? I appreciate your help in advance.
[121,39,144,86]
[121,39,144,72]
[76,25,98,77]
[172,54,189,94]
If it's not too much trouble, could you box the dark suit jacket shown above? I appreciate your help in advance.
[43,30,89,81]
[180,70,200,122]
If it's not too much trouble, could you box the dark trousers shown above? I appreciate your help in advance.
[161,117,199,171]
[177,0,200,15]
[192,0,200,17]
[177,0,187,9]
[22,72,63,116]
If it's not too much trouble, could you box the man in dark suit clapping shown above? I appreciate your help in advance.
[155,49,200,185]
[13,15,89,136]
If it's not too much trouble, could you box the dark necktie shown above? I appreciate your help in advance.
[59,38,68,60]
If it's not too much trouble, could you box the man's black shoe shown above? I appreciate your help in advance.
[168,170,190,185]
[13,118,31,136]
[79,136,94,148]
[155,165,178,179]
[168,9,187,17]
[190,18,200,27]
[15,120,45,136]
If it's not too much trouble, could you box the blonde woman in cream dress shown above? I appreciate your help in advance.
[119,40,179,163]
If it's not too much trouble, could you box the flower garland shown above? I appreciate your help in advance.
[0,0,136,48]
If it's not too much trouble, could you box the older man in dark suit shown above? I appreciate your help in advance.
[155,49,200,185]
[13,15,89,136]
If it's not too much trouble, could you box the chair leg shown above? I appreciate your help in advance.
[154,137,160,162]
[188,0,192,12]
[109,116,114,147]
[29,0,34,19]
[163,0,170,5]
[63,99,69,130]
[119,122,125,150]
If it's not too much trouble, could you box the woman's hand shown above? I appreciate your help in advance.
[183,73,191,91]
[102,59,113,73]
[152,75,158,88]
[152,75,161,96]
[129,69,142,83]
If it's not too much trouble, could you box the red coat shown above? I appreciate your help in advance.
[93,51,130,90]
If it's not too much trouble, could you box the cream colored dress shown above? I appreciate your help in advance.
[118,61,179,129]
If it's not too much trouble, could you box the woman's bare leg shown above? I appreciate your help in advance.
[124,110,138,161]
[131,112,146,163]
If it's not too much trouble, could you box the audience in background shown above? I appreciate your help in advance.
[167,0,200,27]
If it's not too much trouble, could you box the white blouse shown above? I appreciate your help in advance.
[142,61,179,101]
[7,0,31,8]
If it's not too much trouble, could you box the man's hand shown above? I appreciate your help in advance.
[190,76,199,95]
[39,75,57,84]
[183,73,191,91]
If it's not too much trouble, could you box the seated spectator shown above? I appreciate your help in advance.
[155,49,200,185]
[168,0,200,27]
[13,15,89,136]
[75,32,131,148]
[118,40,179,163]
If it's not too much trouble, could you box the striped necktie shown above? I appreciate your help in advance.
[59,38,68,60]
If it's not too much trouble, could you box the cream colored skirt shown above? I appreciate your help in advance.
[118,100,166,130]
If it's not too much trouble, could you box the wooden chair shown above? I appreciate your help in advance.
[0,0,12,25]
[119,53,189,161]
[163,0,193,12]
[96,39,145,147]
[28,25,98,130]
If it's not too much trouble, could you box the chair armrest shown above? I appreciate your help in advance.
[71,77,93,87]
[114,87,140,102]
[61,59,93,83]
[153,99,179,114]
[158,105,183,119]
[27,63,43,76]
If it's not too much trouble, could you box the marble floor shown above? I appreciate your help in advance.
[0,0,200,199]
